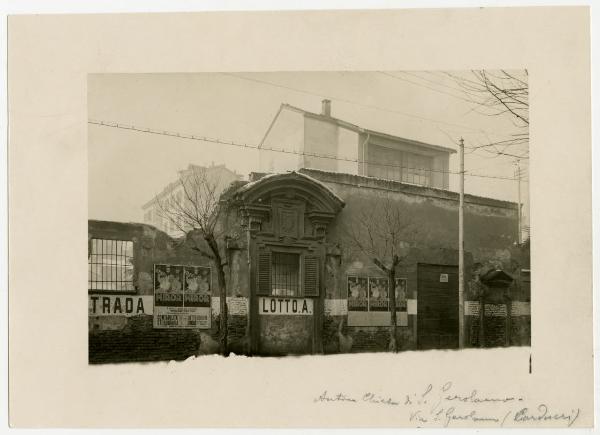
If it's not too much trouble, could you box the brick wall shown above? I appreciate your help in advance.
[322,315,415,354]
[465,302,530,348]
[89,167,530,360]
[88,220,250,363]
[89,316,201,364]
[89,314,250,364]
[259,315,314,356]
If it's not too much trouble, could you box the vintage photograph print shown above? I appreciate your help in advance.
[88,71,530,363]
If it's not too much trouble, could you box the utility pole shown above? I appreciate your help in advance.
[458,137,465,349]
[515,160,522,244]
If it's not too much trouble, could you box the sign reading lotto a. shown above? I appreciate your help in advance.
[259,297,314,315]
[153,264,212,329]
[89,294,153,316]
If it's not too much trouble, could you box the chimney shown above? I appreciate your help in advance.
[321,99,331,117]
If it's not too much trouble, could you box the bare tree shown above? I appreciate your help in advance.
[154,167,232,356]
[446,70,529,159]
[344,196,418,352]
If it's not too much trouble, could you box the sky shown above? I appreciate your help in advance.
[88,71,529,230]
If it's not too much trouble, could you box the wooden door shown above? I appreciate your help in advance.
[417,264,459,350]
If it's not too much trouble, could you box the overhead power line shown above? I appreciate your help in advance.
[220,72,515,140]
[378,71,476,105]
[405,71,477,96]
[88,119,525,183]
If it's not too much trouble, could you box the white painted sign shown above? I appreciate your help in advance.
[440,273,449,283]
[89,294,153,316]
[324,299,348,316]
[464,300,480,316]
[464,302,509,317]
[347,310,410,327]
[259,297,314,315]
[407,299,417,315]
[511,301,531,316]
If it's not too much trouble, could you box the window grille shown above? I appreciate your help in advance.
[271,252,300,296]
[88,239,134,291]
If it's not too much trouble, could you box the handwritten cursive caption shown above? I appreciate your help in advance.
[313,382,580,428]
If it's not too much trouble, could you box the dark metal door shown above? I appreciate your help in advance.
[417,264,459,350]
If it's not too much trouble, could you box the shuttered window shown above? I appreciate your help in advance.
[303,256,319,297]
[257,250,320,297]
[257,250,272,295]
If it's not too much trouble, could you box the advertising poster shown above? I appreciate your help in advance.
[153,264,211,329]
[368,277,389,312]
[395,277,408,311]
[347,276,368,312]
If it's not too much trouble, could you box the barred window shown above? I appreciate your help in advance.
[257,250,320,297]
[88,239,134,291]
[271,252,300,296]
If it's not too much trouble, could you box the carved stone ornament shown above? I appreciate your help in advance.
[232,172,345,238]
[279,209,298,237]
[239,204,271,234]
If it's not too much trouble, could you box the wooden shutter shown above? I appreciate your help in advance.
[257,250,272,295]
[303,256,319,297]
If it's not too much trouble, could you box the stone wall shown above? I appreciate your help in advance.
[89,168,530,361]
[299,169,529,352]
[463,267,531,348]
[88,220,250,363]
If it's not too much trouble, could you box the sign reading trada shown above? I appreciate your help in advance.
[88,295,152,316]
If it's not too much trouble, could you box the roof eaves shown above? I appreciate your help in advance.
[259,103,286,148]
[281,103,456,154]
[283,104,364,133]
[365,129,457,154]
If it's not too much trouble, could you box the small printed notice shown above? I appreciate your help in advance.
[227,297,249,316]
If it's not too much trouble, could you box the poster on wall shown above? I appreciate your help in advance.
[153,264,211,329]
[347,276,368,311]
[394,278,408,311]
[368,277,389,311]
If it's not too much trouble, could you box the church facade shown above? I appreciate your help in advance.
[88,169,530,363]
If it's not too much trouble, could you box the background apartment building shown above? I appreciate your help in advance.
[259,99,456,189]
[141,163,241,237]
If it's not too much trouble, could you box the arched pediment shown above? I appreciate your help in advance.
[232,171,345,238]
[233,171,345,214]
